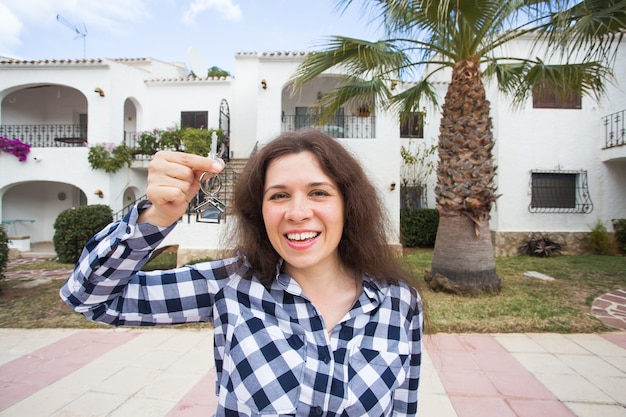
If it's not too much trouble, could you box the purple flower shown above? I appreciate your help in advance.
[0,136,31,162]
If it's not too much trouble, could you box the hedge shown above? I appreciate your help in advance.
[400,208,439,247]
[0,225,8,279]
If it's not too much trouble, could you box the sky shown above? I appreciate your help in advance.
[0,0,384,73]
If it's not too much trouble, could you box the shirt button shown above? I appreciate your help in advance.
[314,406,323,415]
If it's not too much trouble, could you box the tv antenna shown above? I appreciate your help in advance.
[56,14,87,59]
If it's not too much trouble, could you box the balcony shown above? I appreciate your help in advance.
[603,110,625,149]
[0,124,87,147]
[281,115,375,138]
[601,109,626,162]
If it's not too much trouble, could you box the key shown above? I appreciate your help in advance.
[193,132,226,216]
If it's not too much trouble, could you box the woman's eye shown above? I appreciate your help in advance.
[269,192,289,200]
[311,190,330,197]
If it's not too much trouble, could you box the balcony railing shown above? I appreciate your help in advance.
[603,109,625,149]
[0,124,87,147]
[281,115,376,138]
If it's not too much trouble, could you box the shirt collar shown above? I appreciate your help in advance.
[272,259,385,305]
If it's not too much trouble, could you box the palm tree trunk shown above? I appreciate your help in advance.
[428,215,500,294]
[428,56,501,294]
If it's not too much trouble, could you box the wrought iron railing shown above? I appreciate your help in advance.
[281,115,376,138]
[124,131,138,148]
[602,109,625,149]
[0,124,87,147]
[113,194,148,221]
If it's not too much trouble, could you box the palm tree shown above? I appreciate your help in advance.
[292,0,625,294]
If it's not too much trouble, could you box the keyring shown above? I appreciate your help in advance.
[199,171,221,196]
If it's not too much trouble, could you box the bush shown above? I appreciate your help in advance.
[0,225,8,280]
[518,233,564,257]
[613,219,626,253]
[53,205,113,264]
[400,209,439,247]
[87,143,133,173]
[585,221,613,255]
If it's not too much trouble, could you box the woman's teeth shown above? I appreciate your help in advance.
[286,232,319,241]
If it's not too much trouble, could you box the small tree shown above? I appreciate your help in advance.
[400,140,436,209]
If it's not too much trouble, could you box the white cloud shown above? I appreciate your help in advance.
[0,0,152,33]
[182,0,242,25]
[0,2,23,57]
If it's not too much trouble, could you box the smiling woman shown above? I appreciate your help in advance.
[59,129,423,416]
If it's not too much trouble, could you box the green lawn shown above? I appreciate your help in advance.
[2,249,624,333]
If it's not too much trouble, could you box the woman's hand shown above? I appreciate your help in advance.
[138,151,225,227]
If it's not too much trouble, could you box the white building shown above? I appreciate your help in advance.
[0,52,401,263]
[0,39,624,262]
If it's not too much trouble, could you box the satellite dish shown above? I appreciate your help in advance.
[187,47,208,78]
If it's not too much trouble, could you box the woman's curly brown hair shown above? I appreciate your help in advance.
[231,129,409,286]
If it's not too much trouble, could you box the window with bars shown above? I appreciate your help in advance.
[529,170,593,213]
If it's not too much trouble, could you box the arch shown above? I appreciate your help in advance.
[1,180,86,243]
[123,97,142,147]
[1,84,88,145]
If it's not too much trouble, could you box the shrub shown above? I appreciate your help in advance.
[88,143,133,173]
[585,221,613,255]
[53,205,113,264]
[0,225,8,280]
[400,208,439,247]
[518,233,564,257]
[613,219,626,253]
[135,129,161,155]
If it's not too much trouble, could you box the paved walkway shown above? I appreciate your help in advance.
[0,329,624,417]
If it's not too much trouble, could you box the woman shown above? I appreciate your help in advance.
[60,130,423,416]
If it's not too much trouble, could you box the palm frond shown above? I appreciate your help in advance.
[500,59,612,108]
[532,59,611,97]
[389,79,440,117]
[312,76,389,124]
[538,0,626,65]
[292,36,407,89]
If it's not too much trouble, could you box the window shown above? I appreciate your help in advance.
[532,84,581,109]
[400,183,428,209]
[181,111,208,129]
[400,112,424,138]
[529,170,593,213]
[79,113,88,139]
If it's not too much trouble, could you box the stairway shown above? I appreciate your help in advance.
[220,158,248,207]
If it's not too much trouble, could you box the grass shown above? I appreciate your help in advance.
[1,249,624,333]
[402,249,626,334]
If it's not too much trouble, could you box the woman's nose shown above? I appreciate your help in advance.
[286,196,312,221]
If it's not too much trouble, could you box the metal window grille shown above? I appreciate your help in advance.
[529,170,593,213]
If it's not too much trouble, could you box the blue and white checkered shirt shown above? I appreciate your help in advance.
[60,204,423,416]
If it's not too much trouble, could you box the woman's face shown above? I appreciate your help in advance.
[262,151,345,276]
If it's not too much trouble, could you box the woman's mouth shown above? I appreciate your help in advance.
[286,231,320,242]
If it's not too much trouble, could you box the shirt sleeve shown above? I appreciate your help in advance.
[59,201,237,326]
[392,289,424,415]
